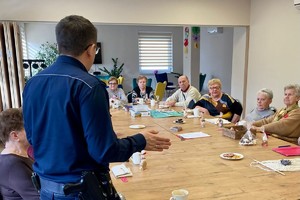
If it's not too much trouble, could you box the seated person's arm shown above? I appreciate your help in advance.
[230,100,243,123]
[231,114,241,124]
[165,90,180,107]
[195,106,210,115]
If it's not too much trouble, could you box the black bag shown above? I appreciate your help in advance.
[63,171,120,200]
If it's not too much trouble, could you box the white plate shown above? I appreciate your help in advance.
[129,125,146,129]
[220,152,244,160]
[173,120,186,124]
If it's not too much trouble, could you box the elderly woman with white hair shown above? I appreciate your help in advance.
[245,88,276,121]
[252,84,300,144]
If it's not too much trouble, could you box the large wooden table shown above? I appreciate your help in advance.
[109,107,300,200]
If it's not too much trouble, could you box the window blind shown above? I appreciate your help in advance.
[138,32,173,73]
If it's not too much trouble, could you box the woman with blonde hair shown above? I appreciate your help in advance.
[106,76,127,105]
[194,78,243,123]
[130,75,154,103]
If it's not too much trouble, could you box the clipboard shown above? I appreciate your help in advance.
[272,146,300,156]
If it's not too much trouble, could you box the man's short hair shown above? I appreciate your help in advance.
[55,15,97,56]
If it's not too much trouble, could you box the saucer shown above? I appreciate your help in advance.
[129,125,146,129]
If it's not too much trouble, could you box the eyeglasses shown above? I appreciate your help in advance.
[85,44,100,55]
[109,83,118,85]
[209,86,220,90]
[95,47,100,54]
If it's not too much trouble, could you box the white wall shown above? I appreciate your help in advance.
[0,0,250,26]
[247,0,300,113]
[200,27,234,94]
[24,23,183,92]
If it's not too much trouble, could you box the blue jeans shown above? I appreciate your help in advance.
[39,178,80,200]
[40,189,80,200]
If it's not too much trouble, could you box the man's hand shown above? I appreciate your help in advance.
[140,130,171,151]
[165,101,176,107]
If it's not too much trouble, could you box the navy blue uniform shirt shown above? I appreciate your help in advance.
[23,56,146,183]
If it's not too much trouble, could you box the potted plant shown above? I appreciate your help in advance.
[36,42,59,67]
[99,58,124,78]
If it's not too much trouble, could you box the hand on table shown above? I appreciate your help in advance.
[141,130,171,151]
[165,101,176,107]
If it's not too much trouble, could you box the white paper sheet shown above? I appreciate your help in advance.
[205,118,231,124]
[178,132,210,139]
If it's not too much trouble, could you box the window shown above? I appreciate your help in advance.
[138,32,173,74]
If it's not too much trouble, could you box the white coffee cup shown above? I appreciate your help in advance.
[170,189,189,200]
[131,152,141,164]
[137,98,144,105]
[193,108,200,117]
[150,99,156,107]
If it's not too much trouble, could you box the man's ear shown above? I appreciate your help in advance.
[9,131,19,141]
[86,44,96,57]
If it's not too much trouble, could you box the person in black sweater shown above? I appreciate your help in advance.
[0,108,39,200]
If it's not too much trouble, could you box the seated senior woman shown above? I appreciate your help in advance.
[0,108,39,200]
[106,76,128,105]
[129,75,154,103]
[252,84,300,144]
[194,78,243,123]
[245,88,276,121]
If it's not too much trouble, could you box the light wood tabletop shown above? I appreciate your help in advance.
[109,107,300,200]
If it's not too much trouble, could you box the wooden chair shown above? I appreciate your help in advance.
[154,81,167,101]
[117,76,124,88]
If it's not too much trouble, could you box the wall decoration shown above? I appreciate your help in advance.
[192,27,200,48]
[184,27,189,54]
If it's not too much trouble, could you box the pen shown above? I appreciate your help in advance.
[278,145,291,148]
[252,159,285,176]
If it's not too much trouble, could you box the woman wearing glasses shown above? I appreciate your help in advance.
[106,76,127,106]
[194,78,243,123]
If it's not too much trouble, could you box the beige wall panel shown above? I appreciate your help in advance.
[0,0,250,26]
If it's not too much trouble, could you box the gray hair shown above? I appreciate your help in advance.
[258,88,273,99]
[284,84,300,97]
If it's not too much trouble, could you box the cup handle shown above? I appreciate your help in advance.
[169,197,174,200]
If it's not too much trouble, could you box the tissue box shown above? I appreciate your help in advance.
[222,125,246,140]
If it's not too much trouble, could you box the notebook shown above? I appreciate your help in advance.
[272,146,300,157]
[111,164,133,178]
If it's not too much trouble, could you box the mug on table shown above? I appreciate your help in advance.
[170,189,189,200]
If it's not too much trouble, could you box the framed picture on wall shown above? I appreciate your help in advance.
[93,42,102,64]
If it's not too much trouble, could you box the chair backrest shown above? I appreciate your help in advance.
[132,78,138,89]
[117,76,124,85]
[155,72,168,83]
[133,78,152,89]
[199,73,206,92]
[154,81,167,101]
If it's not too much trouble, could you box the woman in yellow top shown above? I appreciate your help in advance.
[252,84,300,144]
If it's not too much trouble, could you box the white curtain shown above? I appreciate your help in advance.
[0,22,25,111]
